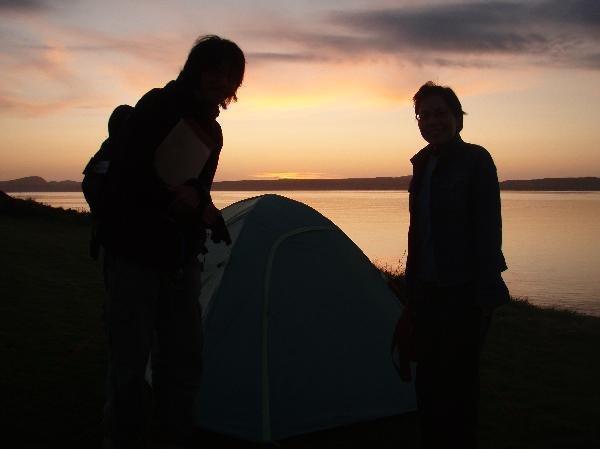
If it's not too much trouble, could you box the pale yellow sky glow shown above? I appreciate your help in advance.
[1,0,599,182]
[253,173,336,180]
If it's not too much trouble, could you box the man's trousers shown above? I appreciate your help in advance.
[103,251,203,448]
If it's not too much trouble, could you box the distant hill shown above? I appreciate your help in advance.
[212,176,413,191]
[0,176,81,192]
[2,175,600,192]
[0,176,413,192]
[499,177,600,191]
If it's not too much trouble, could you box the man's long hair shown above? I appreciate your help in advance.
[178,35,245,109]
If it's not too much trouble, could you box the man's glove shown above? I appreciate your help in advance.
[210,213,232,245]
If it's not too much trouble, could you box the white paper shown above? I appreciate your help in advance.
[154,119,212,186]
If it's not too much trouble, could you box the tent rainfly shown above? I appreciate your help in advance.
[188,194,416,441]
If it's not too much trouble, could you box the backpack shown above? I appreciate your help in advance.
[82,104,133,258]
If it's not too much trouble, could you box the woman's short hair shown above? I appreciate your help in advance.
[413,81,466,131]
[179,35,246,108]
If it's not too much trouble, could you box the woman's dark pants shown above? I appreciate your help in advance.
[414,282,491,449]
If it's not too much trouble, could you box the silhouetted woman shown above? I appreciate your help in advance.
[405,81,509,449]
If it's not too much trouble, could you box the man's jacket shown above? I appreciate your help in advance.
[406,136,509,308]
[100,79,223,270]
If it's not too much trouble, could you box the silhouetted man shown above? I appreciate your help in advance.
[99,35,244,449]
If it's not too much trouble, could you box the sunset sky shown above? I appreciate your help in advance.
[1,0,599,182]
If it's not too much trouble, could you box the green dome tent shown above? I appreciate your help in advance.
[191,194,416,442]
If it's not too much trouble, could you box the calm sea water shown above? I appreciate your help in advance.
[11,190,600,317]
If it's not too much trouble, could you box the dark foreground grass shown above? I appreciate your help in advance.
[1,194,599,448]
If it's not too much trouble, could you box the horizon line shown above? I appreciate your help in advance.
[2,174,600,183]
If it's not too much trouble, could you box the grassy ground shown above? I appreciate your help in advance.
[1,194,599,448]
